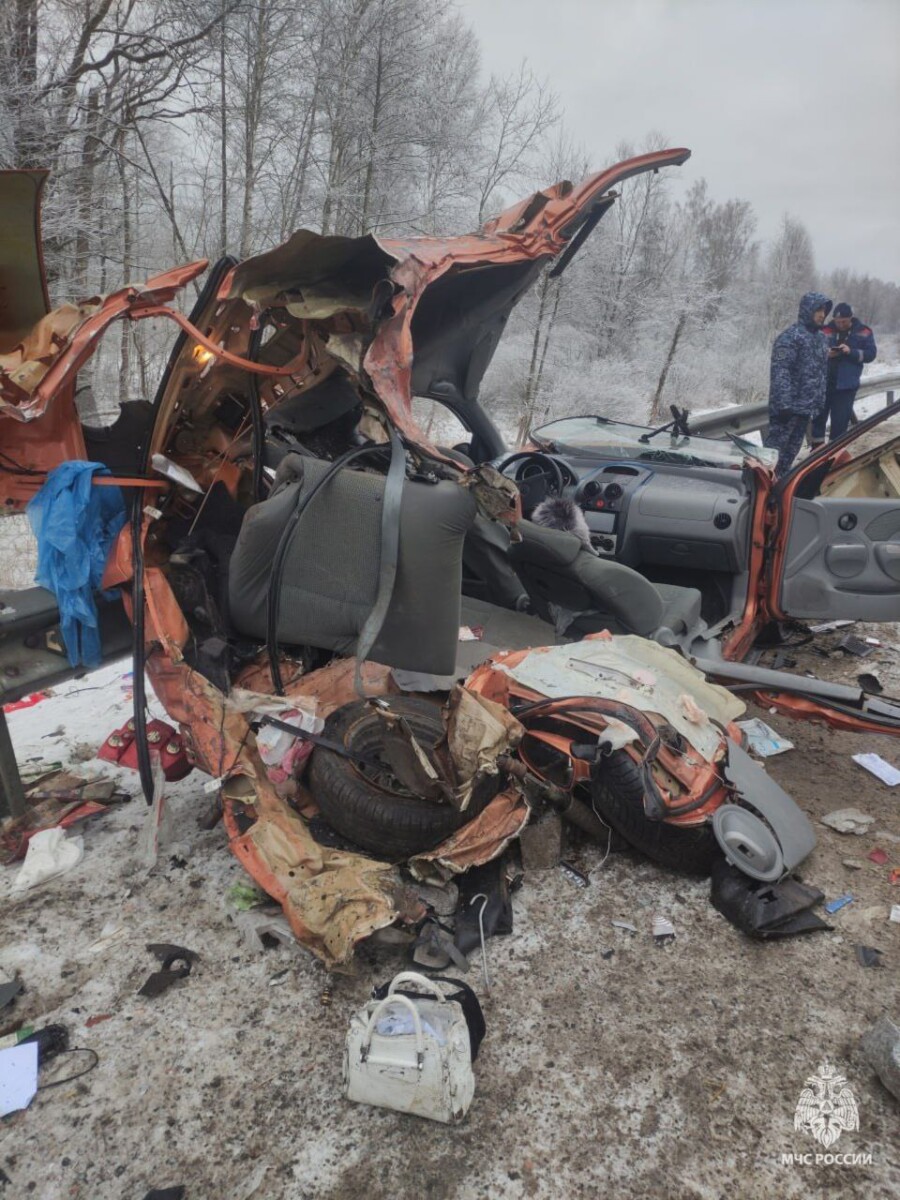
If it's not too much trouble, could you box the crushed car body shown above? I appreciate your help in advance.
[1,150,898,963]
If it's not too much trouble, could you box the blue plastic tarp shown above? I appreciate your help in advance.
[27,461,127,668]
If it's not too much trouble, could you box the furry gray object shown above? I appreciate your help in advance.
[531,497,594,551]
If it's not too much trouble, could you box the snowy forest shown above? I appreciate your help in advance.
[3,0,899,443]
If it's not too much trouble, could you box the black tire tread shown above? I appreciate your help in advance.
[309,697,493,859]
[591,749,718,875]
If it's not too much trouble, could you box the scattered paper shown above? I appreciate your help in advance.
[0,1042,38,1117]
[820,807,875,835]
[868,848,889,866]
[151,452,203,494]
[808,620,855,633]
[852,753,900,787]
[737,718,794,757]
[12,827,84,893]
[824,894,854,915]
[890,905,900,925]
[652,915,676,943]
[458,625,484,642]
[611,920,637,933]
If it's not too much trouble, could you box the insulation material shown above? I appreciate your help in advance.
[443,686,524,812]
[502,636,745,759]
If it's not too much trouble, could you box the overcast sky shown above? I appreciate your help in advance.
[459,0,900,282]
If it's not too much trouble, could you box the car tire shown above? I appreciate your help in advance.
[308,697,497,860]
[590,750,719,875]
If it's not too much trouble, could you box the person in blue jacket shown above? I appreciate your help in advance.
[810,302,877,447]
[763,291,832,476]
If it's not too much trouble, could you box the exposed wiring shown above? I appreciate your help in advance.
[38,1048,100,1089]
[0,449,45,476]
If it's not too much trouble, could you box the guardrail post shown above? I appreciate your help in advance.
[888,389,895,408]
[0,708,26,819]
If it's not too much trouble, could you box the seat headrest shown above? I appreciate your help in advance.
[509,520,585,569]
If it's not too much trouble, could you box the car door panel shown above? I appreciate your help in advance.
[780,496,900,619]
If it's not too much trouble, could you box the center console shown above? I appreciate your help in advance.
[575,464,644,555]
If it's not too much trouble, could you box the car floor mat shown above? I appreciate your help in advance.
[710,859,832,938]
[454,858,513,956]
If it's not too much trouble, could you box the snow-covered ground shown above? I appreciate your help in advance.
[1,647,899,1198]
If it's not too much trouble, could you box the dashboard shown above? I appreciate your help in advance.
[499,452,752,576]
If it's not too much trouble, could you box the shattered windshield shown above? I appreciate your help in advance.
[531,415,778,469]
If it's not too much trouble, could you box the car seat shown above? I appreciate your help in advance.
[228,453,478,675]
[508,520,703,640]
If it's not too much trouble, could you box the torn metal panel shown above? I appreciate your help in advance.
[234,654,396,717]
[146,651,402,967]
[226,229,397,315]
[0,263,208,421]
[408,788,530,885]
[502,636,745,760]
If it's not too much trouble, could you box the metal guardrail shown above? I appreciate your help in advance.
[690,373,900,439]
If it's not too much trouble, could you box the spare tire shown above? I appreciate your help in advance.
[308,697,498,860]
[590,750,719,875]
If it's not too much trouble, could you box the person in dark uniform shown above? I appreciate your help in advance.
[763,291,831,476]
[810,302,877,447]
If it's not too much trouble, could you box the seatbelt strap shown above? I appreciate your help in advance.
[355,428,405,695]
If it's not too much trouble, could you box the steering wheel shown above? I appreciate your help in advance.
[496,451,566,516]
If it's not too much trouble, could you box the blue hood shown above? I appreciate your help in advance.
[798,291,832,330]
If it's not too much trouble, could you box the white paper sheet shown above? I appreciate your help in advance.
[0,1042,38,1117]
[852,753,900,787]
[737,718,794,757]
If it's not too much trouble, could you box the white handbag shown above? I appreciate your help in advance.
[343,972,476,1124]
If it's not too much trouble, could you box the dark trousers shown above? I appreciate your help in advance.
[811,387,856,443]
[763,412,809,477]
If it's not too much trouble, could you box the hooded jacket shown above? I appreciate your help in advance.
[768,291,832,417]
[822,316,877,392]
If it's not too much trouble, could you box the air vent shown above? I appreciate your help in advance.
[604,482,624,501]
[582,480,601,500]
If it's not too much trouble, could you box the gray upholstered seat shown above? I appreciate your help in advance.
[508,520,702,639]
[228,455,477,675]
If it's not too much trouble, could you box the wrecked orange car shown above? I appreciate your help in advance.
[0,150,897,963]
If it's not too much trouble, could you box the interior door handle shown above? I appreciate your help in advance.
[874,543,900,581]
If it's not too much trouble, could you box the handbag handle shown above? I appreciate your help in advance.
[387,971,446,1001]
[361,994,425,1071]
